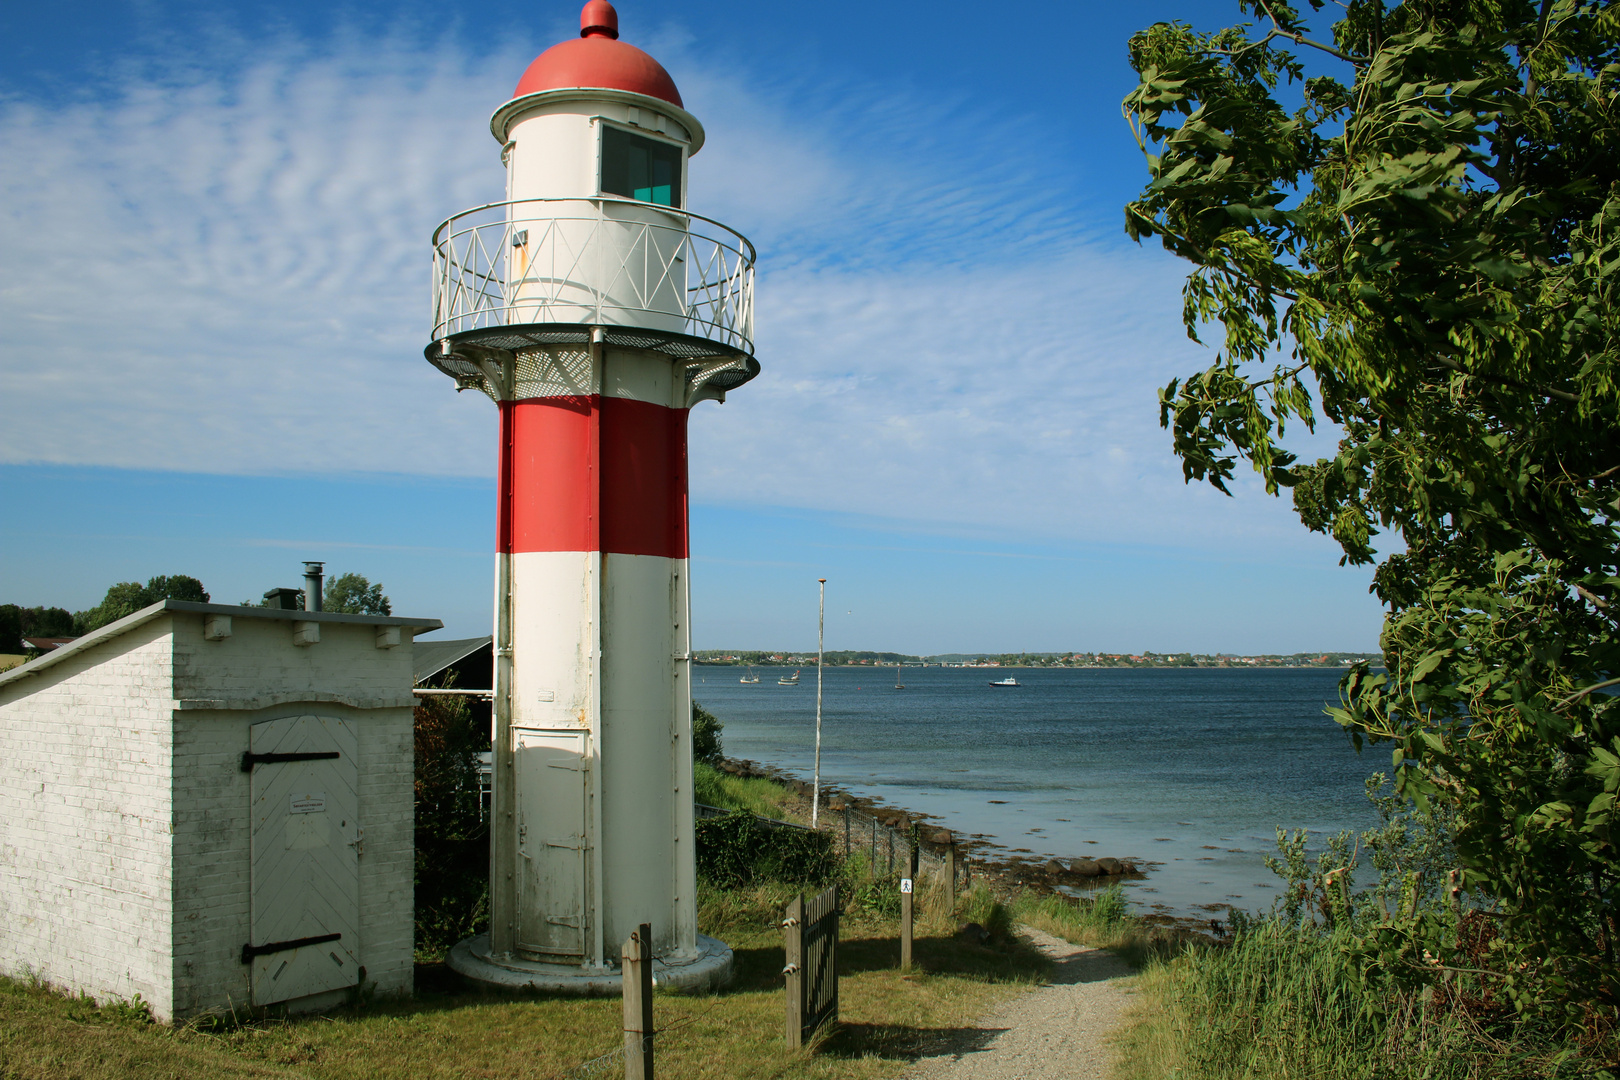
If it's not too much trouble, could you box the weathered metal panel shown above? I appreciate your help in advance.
[248,715,361,1006]
[515,728,590,959]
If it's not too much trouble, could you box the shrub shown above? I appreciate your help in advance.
[844,871,902,919]
[695,809,840,890]
[692,701,723,763]
[413,681,488,957]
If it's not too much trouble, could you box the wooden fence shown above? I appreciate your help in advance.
[696,799,966,905]
[783,885,839,1047]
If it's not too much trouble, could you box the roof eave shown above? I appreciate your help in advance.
[0,601,443,692]
[491,87,705,152]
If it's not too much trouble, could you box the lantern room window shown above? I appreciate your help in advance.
[600,126,682,207]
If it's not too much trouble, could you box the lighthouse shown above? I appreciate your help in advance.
[427,0,757,989]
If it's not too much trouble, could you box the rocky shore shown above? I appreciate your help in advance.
[713,756,1167,913]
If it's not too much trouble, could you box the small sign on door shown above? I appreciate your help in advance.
[290,793,327,814]
[900,878,913,894]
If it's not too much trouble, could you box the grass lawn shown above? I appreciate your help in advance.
[0,653,26,673]
[0,884,1049,1080]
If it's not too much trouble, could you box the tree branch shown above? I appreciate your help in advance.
[1433,356,1579,404]
[1554,678,1620,710]
[1255,0,1368,64]
[1249,361,1310,390]
[1575,584,1610,610]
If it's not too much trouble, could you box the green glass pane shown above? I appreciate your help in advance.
[601,126,683,207]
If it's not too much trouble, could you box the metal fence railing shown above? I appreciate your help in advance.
[430,196,756,354]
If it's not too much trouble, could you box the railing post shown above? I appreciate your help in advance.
[783,895,804,1047]
[623,923,654,1080]
[843,804,851,859]
[941,830,956,914]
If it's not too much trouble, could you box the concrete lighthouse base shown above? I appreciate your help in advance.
[447,933,733,996]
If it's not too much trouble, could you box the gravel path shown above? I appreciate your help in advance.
[902,926,1136,1080]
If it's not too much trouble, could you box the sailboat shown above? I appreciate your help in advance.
[894,662,905,690]
[778,669,801,686]
[739,666,760,684]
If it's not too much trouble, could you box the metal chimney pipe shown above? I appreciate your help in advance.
[303,562,324,612]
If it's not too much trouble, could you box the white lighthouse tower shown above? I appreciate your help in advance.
[428,0,756,990]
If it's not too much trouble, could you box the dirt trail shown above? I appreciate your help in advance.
[902,926,1135,1080]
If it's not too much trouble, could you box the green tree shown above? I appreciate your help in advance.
[413,675,488,956]
[322,573,392,616]
[0,606,21,652]
[2,605,74,641]
[1123,0,1619,1017]
[692,701,724,763]
[73,575,209,634]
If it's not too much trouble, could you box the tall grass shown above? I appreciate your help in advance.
[1012,886,1187,968]
[693,761,799,820]
[1112,919,1611,1080]
[1107,785,1620,1080]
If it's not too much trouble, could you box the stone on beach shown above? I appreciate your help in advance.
[1070,858,1103,876]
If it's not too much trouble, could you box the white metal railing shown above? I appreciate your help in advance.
[430,196,756,353]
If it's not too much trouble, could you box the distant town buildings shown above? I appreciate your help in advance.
[693,650,1379,669]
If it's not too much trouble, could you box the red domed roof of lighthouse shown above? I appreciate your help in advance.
[512,1,682,108]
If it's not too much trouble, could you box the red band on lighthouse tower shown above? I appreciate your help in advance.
[498,396,690,559]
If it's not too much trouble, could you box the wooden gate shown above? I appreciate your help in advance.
[515,729,590,959]
[245,715,361,1006]
[784,885,839,1046]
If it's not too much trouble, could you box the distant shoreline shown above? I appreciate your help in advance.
[695,660,1374,671]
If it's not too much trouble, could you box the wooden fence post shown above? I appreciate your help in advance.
[900,875,913,972]
[623,923,654,1080]
[942,831,956,914]
[783,895,804,1047]
[843,804,851,858]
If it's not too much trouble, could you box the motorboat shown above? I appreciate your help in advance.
[988,676,1020,687]
[778,669,801,686]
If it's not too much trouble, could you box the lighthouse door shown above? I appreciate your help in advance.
[514,729,589,959]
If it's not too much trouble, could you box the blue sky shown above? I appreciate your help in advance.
[0,1,1384,653]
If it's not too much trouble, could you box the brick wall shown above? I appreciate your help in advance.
[0,616,178,1017]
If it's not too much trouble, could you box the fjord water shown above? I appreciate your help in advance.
[695,665,1380,920]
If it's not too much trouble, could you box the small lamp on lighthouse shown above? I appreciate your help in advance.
[426,1,758,992]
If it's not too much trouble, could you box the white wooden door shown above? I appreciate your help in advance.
[247,715,362,1006]
[515,729,589,959]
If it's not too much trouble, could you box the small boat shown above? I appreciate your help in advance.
[739,666,760,684]
[778,669,801,686]
[989,676,1020,687]
[894,662,905,690]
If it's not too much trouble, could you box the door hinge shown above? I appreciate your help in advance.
[241,751,339,772]
[241,932,341,964]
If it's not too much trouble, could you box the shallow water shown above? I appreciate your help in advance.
[694,665,1380,920]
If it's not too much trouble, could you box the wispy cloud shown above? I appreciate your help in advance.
[0,22,1333,551]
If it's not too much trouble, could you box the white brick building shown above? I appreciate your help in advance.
[0,600,441,1021]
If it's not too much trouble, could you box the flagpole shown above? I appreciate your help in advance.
[813,578,826,828]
